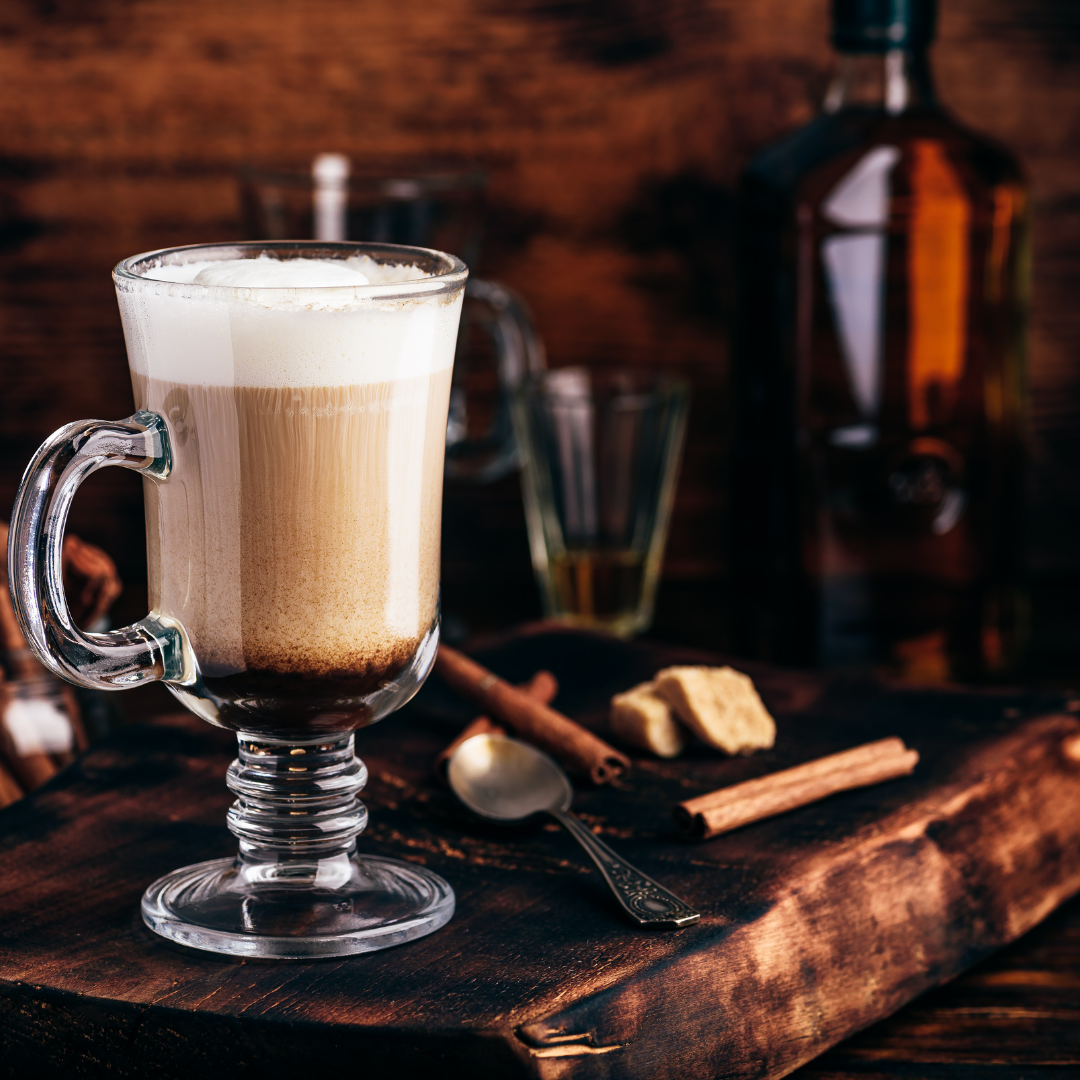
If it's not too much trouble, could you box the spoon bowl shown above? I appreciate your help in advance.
[448,733,571,821]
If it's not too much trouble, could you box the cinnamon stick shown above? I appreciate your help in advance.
[59,684,89,754]
[674,737,919,839]
[0,755,23,809]
[62,532,123,628]
[435,645,630,784]
[0,529,39,682]
[0,682,59,792]
[434,670,558,780]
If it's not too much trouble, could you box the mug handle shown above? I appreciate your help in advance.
[8,410,190,690]
[445,278,546,483]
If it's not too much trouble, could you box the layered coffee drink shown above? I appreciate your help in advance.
[117,249,462,734]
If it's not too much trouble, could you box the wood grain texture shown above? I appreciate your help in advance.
[794,896,1080,1077]
[2,628,1080,1078]
[0,0,1076,659]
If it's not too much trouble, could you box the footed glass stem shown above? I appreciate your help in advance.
[141,733,454,958]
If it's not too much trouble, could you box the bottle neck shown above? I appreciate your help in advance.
[823,49,937,116]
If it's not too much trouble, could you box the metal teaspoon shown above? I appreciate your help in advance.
[447,733,700,929]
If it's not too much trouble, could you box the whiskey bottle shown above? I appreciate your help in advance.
[731,0,1028,681]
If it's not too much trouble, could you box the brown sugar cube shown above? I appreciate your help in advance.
[654,666,776,756]
[610,682,687,759]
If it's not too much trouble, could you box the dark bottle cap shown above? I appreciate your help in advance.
[832,0,937,52]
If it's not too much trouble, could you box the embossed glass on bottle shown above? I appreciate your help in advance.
[731,0,1029,681]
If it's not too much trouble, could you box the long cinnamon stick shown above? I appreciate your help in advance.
[435,645,630,784]
[434,670,558,780]
[675,737,919,839]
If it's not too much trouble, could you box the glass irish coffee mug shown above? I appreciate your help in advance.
[8,240,466,957]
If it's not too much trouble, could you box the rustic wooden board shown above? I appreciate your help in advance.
[8,893,1079,1080]
[2,628,1080,1078]
[797,892,1080,1078]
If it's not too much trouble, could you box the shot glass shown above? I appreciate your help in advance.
[513,369,689,638]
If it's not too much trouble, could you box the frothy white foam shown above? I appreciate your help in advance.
[142,254,428,288]
[194,257,370,288]
[120,255,462,388]
[142,260,217,284]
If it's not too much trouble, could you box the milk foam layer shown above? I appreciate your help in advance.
[194,257,371,288]
[142,254,429,288]
[122,255,460,388]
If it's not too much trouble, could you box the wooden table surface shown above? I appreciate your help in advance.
[3,628,1080,1079]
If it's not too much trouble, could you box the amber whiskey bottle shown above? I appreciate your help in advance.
[731,0,1028,681]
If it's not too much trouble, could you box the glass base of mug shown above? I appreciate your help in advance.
[142,730,453,958]
[141,853,455,958]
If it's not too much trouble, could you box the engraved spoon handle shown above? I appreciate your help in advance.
[549,808,700,928]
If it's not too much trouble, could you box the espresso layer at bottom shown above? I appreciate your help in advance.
[196,655,418,735]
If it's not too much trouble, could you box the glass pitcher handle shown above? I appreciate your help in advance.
[8,410,190,691]
[445,278,546,483]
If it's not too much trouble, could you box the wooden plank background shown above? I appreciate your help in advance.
[0,0,1076,665]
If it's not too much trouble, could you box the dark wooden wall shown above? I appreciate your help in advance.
[0,0,1077,664]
